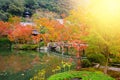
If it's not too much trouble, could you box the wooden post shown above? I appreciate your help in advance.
[76,45,82,71]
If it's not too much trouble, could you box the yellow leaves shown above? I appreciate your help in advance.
[66,1,120,56]
[8,16,21,24]
[30,69,46,80]
[68,0,120,32]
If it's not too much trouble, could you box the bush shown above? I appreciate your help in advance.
[87,53,106,64]
[109,57,120,67]
[0,37,11,48]
[111,58,120,64]
[13,44,38,50]
[48,71,115,80]
[30,69,46,80]
[39,41,44,47]
[81,59,91,68]
[0,37,10,44]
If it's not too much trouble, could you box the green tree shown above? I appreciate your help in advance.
[85,26,120,74]
[66,0,120,74]
[7,3,24,16]
[0,11,9,21]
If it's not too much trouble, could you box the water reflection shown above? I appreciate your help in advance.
[0,50,41,73]
[0,49,75,80]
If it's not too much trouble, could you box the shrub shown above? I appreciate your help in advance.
[48,71,115,80]
[22,44,38,50]
[13,44,38,50]
[0,37,10,44]
[81,59,91,68]
[30,69,46,80]
[111,57,120,64]
[87,53,106,64]
[0,37,11,48]
[39,41,44,47]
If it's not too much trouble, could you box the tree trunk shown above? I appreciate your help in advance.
[103,46,110,74]
[76,58,81,71]
[104,49,109,74]
[76,50,82,71]
[61,46,64,55]
[104,57,109,74]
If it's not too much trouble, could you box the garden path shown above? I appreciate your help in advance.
[100,66,120,72]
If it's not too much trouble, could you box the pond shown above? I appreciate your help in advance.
[0,49,75,80]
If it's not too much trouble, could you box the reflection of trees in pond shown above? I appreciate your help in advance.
[0,50,76,80]
[0,54,33,73]
[0,50,70,73]
[0,50,41,73]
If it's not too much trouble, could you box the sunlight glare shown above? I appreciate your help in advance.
[74,0,120,28]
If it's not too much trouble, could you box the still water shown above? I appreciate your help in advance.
[0,49,75,80]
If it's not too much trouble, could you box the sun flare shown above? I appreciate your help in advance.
[91,0,120,16]
[72,0,120,29]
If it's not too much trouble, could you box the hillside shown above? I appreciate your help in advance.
[0,0,75,21]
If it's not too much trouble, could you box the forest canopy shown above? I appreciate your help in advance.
[0,0,73,21]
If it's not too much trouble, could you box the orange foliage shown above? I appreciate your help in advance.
[8,24,33,43]
[32,34,41,44]
[0,16,88,45]
[0,21,12,37]
[71,40,87,51]
[34,17,89,46]
[34,18,73,43]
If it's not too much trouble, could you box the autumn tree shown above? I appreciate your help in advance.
[34,18,69,44]
[8,24,33,44]
[0,21,11,37]
[8,16,21,24]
